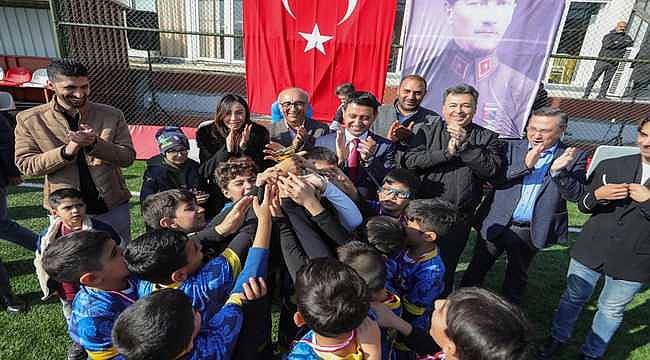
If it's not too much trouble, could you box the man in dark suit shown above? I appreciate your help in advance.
[460,107,587,305]
[0,111,38,313]
[315,91,396,199]
[403,83,503,297]
[538,118,650,360]
[266,87,330,151]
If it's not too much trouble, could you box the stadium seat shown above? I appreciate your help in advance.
[22,68,48,88]
[0,67,32,87]
[0,91,16,111]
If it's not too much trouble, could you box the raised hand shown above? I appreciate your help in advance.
[629,183,650,203]
[594,183,629,201]
[358,136,377,162]
[241,277,268,302]
[550,147,577,172]
[268,184,284,217]
[335,128,348,165]
[214,195,253,236]
[252,183,273,220]
[447,123,467,144]
[447,137,458,156]
[239,124,252,150]
[388,121,414,142]
[226,128,239,153]
[291,125,307,148]
[525,142,545,169]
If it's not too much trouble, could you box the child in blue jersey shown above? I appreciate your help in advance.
[124,184,274,325]
[42,230,136,360]
[388,199,456,358]
[112,277,268,359]
[286,258,382,360]
[365,169,419,222]
[141,189,207,233]
[338,241,402,360]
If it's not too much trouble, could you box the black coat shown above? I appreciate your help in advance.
[196,122,270,215]
[572,154,650,282]
[598,30,633,64]
[139,155,204,203]
[0,113,20,188]
[631,43,650,84]
[403,120,503,215]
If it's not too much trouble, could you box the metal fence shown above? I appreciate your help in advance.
[48,0,650,150]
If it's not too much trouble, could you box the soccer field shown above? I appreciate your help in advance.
[0,161,648,359]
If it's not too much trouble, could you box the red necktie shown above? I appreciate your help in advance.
[348,138,360,182]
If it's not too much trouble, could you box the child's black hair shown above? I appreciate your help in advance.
[42,230,112,283]
[112,288,195,360]
[48,188,85,209]
[404,199,457,238]
[124,229,189,285]
[383,168,420,196]
[141,189,196,230]
[445,287,533,360]
[304,147,339,167]
[365,216,406,256]
[295,258,369,338]
[337,241,387,294]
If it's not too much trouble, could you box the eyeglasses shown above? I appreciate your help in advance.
[280,101,306,109]
[379,187,411,199]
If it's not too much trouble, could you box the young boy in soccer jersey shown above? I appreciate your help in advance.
[41,230,137,360]
[365,169,419,222]
[388,199,455,358]
[125,186,273,355]
[141,189,207,233]
[286,258,382,360]
[365,216,407,258]
[338,241,402,360]
[112,266,268,359]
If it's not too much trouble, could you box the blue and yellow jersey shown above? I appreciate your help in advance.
[368,292,402,360]
[137,249,241,324]
[389,248,444,333]
[285,330,364,360]
[69,278,139,360]
[183,294,244,360]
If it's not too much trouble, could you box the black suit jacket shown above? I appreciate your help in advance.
[481,140,587,249]
[0,113,21,187]
[572,154,650,282]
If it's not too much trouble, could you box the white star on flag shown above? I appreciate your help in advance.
[299,24,333,55]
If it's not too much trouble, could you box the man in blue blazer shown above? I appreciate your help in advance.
[461,107,587,305]
[315,91,396,199]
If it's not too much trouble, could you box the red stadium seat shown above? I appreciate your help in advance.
[0,67,32,87]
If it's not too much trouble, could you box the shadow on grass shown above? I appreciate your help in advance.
[20,291,58,309]
[7,205,47,221]
[4,259,35,277]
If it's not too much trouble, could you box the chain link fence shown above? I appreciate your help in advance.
[47,0,650,150]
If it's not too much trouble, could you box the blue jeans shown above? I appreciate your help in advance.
[551,258,643,358]
[0,186,39,298]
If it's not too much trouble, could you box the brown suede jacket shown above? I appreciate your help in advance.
[14,99,135,209]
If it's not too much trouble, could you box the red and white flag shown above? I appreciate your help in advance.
[244,0,397,121]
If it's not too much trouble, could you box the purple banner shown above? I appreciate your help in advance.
[402,0,565,138]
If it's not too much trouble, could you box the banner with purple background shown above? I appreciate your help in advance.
[402,0,565,138]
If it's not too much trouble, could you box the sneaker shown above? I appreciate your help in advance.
[3,295,27,314]
[537,337,565,359]
[67,342,86,360]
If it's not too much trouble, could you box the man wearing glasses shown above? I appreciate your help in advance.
[267,87,330,152]
[461,107,587,306]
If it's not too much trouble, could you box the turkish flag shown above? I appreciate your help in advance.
[243,0,397,121]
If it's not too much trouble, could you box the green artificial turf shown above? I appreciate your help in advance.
[0,161,648,359]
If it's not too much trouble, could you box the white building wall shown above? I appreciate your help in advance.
[0,6,57,57]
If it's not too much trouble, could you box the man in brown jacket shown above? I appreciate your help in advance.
[15,59,135,243]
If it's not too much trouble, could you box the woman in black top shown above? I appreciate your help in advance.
[197,94,270,216]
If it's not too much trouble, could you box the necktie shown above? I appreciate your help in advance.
[348,138,360,182]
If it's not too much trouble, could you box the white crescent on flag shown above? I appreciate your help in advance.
[281,0,359,25]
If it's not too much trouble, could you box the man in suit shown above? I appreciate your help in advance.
[403,83,503,297]
[372,75,440,166]
[266,87,330,151]
[460,107,587,305]
[538,118,650,360]
[0,111,38,313]
[315,91,396,199]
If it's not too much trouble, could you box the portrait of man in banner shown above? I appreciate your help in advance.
[403,0,564,138]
